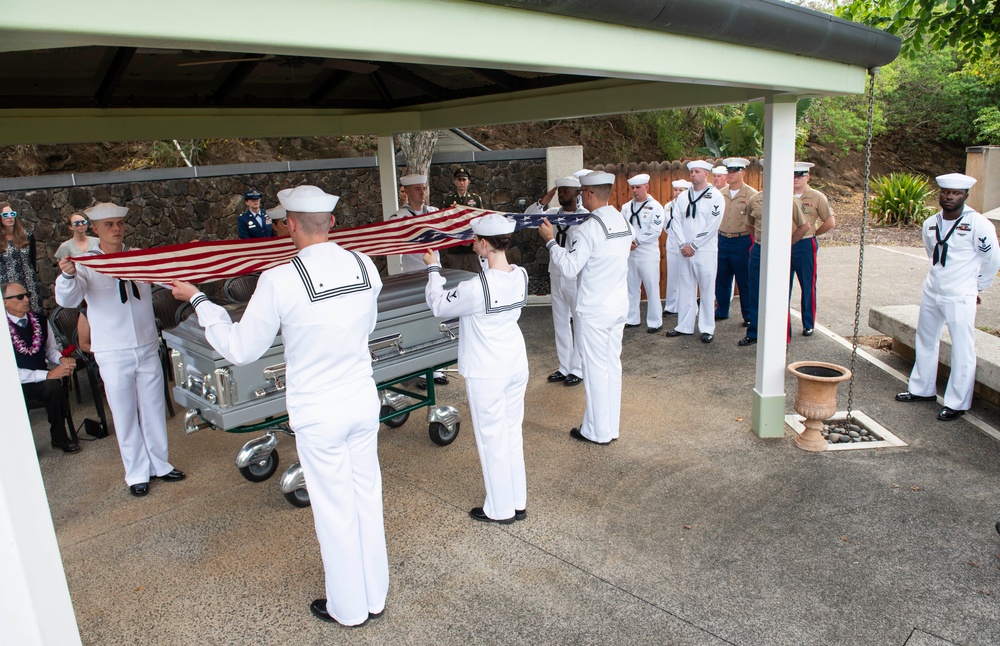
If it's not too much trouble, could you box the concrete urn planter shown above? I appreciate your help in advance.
[787,361,852,452]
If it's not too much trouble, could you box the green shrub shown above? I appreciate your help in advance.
[974,106,1000,145]
[869,172,936,226]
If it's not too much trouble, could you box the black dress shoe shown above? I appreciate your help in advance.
[743,319,750,327]
[569,427,610,445]
[802,328,814,336]
[52,441,80,453]
[433,375,449,385]
[937,406,966,421]
[665,330,691,338]
[310,599,371,627]
[624,323,641,329]
[646,326,662,334]
[564,374,582,387]
[468,507,515,525]
[416,379,428,390]
[514,509,527,521]
[130,483,149,497]
[700,333,714,343]
[157,469,186,482]
[547,370,567,382]
[995,520,1000,536]
[663,310,676,316]
[737,336,757,346]
[895,392,936,403]
[714,314,729,321]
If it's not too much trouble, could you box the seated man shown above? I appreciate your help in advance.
[5,281,79,452]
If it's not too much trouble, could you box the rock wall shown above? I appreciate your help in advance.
[0,158,548,311]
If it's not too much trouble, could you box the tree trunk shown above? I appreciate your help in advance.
[395,130,439,177]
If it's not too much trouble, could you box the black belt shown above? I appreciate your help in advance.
[719,231,749,238]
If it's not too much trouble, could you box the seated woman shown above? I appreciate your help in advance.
[422,214,530,524]
[55,213,100,260]
[0,203,41,312]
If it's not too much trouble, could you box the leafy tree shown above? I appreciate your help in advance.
[839,0,999,61]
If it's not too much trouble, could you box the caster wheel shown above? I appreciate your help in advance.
[429,421,459,446]
[284,487,311,508]
[238,449,279,482]
[380,404,410,429]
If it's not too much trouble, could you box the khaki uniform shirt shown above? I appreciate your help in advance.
[796,187,833,239]
[745,193,807,244]
[720,184,759,234]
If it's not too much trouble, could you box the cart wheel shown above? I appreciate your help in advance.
[429,421,459,446]
[283,487,311,508]
[238,449,279,482]
[380,404,410,429]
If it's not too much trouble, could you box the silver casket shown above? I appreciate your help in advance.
[163,268,474,431]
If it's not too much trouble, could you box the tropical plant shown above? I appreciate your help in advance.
[699,99,812,157]
[974,106,1000,145]
[869,172,936,226]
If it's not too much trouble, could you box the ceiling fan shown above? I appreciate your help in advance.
[177,55,378,74]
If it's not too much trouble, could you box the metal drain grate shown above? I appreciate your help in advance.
[784,411,906,451]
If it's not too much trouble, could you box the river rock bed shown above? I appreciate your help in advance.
[822,421,883,444]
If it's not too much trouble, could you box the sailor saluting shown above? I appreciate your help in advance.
[172,185,388,628]
[422,213,530,524]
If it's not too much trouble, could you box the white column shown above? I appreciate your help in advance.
[377,134,402,275]
[752,94,797,438]
[0,330,81,644]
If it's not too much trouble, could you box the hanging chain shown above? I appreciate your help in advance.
[846,68,878,422]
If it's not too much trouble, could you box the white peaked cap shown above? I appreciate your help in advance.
[554,176,582,188]
[580,171,615,186]
[268,205,286,219]
[627,173,651,186]
[794,161,815,172]
[723,157,751,169]
[687,160,714,171]
[399,174,428,186]
[672,179,692,189]
[936,173,977,190]
[712,166,728,175]
[572,169,593,178]
[471,213,516,236]
[277,185,339,212]
[84,202,129,221]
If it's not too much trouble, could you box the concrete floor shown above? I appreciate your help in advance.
[33,245,1000,645]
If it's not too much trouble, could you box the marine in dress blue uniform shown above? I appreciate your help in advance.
[714,158,757,325]
[790,163,836,336]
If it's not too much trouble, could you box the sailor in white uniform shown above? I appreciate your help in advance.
[171,186,388,627]
[56,202,184,497]
[540,171,633,445]
[663,179,691,316]
[422,214,529,523]
[896,173,1000,421]
[666,160,726,343]
[621,173,665,332]
[390,173,441,274]
[389,173,448,385]
[526,176,587,387]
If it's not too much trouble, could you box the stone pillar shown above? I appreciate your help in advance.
[0,333,81,645]
[966,146,1000,214]
[542,146,584,208]
[377,135,402,275]
[752,95,797,439]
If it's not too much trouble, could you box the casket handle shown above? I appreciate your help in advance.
[439,318,460,340]
[369,333,403,362]
[263,363,287,391]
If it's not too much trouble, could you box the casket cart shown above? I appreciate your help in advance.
[163,269,473,507]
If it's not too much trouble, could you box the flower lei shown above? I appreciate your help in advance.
[8,311,42,355]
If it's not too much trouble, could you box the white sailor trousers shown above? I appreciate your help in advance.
[627,253,663,328]
[94,342,172,486]
[293,383,388,626]
[574,311,626,443]
[465,368,529,520]
[908,290,978,411]
[664,248,680,313]
[550,270,582,376]
[676,251,718,334]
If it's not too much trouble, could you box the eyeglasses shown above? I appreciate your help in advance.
[3,293,28,301]
[70,220,89,227]
[1,211,17,219]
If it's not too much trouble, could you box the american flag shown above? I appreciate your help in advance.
[74,205,589,283]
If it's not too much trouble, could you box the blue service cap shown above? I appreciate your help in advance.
[244,189,263,200]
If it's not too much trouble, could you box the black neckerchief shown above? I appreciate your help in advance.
[630,199,649,226]
[933,213,964,267]
[686,187,712,218]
